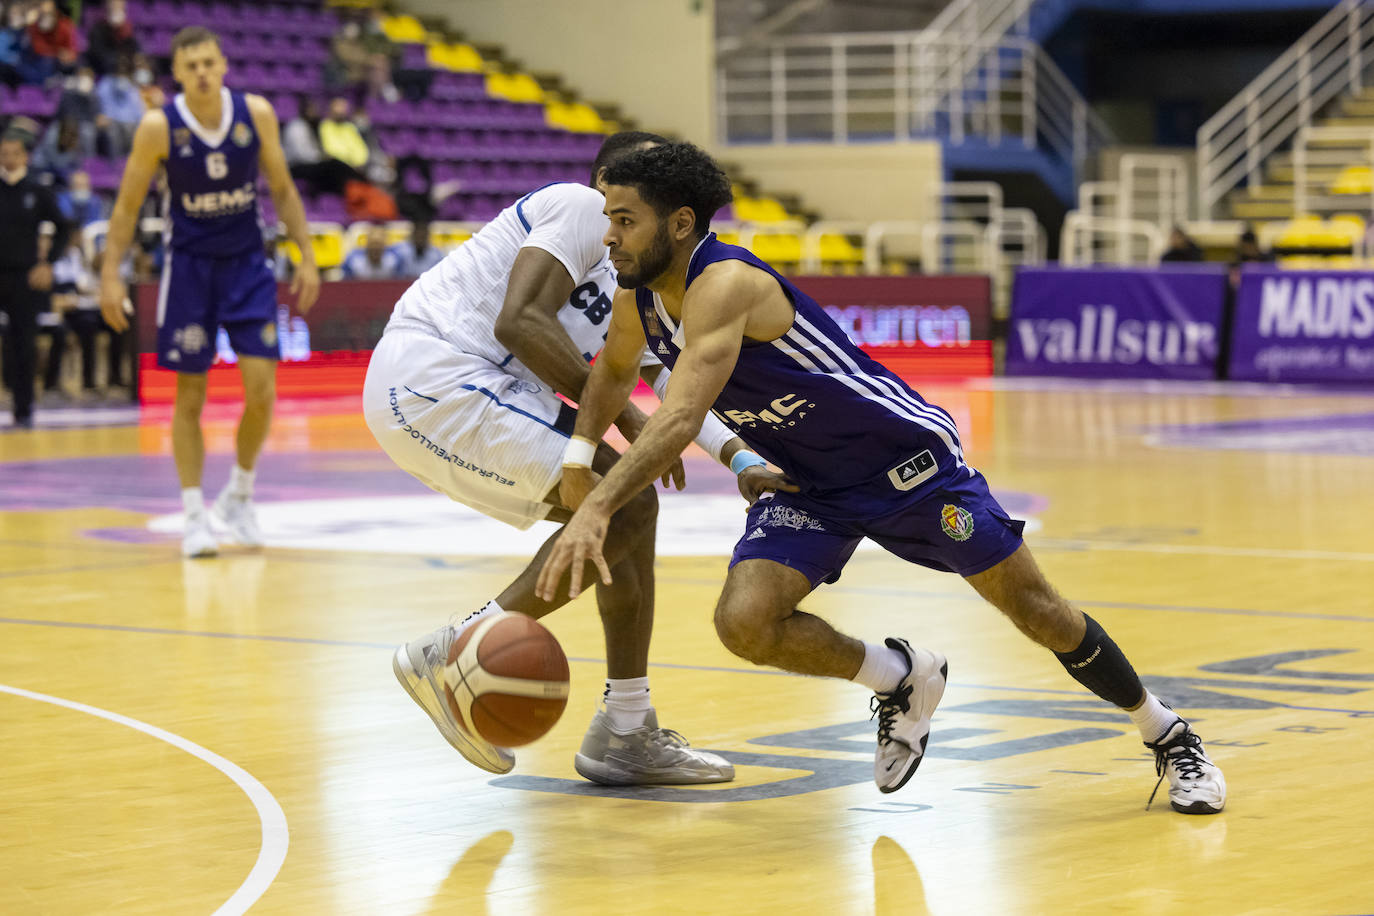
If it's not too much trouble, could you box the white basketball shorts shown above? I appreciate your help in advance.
[363,328,576,529]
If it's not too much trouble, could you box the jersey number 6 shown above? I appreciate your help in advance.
[206,152,228,180]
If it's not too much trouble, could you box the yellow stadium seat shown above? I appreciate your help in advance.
[280,226,345,271]
[426,41,483,73]
[751,232,803,264]
[716,231,740,246]
[544,101,606,133]
[431,224,474,251]
[818,233,863,263]
[1330,165,1374,195]
[733,195,791,223]
[380,14,428,44]
[486,72,544,104]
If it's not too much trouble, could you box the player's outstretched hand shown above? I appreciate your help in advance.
[536,507,612,603]
[560,465,601,511]
[292,260,321,314]
[737,465,800,507]
[99,273,129,333]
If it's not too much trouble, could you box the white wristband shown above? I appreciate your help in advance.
[562,435,596,468]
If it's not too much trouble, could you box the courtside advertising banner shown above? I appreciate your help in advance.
[1007,267,1227,379]
[1229,265,1374,382]
[794,275,993,379]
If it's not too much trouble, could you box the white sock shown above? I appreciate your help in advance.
[852,641,910,694]
[182,487,205,517]
[228,463,255,497]
[604,676,652,731]
[1128,691,1179,742]
[455,599,504,636]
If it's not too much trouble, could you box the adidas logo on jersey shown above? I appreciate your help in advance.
[657,341,671,356]
[746,528,766,540]
[887,449,938,492]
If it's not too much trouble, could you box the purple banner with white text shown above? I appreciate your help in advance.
[1007,267,1227,379]
[1229,266,1374,383]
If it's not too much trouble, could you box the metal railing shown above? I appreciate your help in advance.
[1060,213,1166,267]
[1293,124,1374,215]
[1197,0,1374,217]
[718,31,1109,173]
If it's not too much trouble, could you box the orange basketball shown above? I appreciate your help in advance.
[442,612,571,747]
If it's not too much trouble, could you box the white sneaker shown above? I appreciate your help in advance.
[573,708,735,785]
[213,489,264,547]
[182,511,218,558]
[1145,719,1227,814]
[392,624,516,774]
[871,638,947,794]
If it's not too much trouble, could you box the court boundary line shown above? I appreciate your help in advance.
[0,683,289,916]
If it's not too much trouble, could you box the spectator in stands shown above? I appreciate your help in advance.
[54,230,124,393]
[96,54,145,155]
[1,128,69,428]
[0,2,31,87]
[284,95,360,196]
[1236,226,1272,263]
[319,96,370,172]
[55,64,99,124]
[30,115,92,187]
[393,220,443,276]
[26,0,77,80]
[328,15,398,102]
[85,0,139,76]
[56,168,105,225]
[1160,226,1202,262]
[341,223,403,278]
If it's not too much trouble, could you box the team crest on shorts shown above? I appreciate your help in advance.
[940,504,974,541]
[173,324,207,355]
[261,320,278,347]
[232,122,253,147]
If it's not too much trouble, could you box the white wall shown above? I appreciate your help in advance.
[409,0,714,144]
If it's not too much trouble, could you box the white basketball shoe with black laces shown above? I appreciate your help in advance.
[871,638,947,794]
[1145,719,1226,814]
[573,708,735,786]
[392,623,516,774]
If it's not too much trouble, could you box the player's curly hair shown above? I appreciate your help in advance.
[590,131,667,187]
[602,142,734,239]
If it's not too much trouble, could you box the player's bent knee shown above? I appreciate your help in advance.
[713,599,773,664]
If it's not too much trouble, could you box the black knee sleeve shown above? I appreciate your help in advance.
[1053,614,1144,709]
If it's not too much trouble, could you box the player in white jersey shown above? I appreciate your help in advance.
[364,132,792,784]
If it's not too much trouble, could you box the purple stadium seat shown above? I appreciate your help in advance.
[307,194,347,223]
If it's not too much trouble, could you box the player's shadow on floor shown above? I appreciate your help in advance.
[423,829,514,915]
[873,835,930,916]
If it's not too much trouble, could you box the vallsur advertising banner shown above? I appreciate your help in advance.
[1007,267,1227,379]
[1229,265,1374,383]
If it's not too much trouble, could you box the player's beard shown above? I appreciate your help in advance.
[615,221,674,289]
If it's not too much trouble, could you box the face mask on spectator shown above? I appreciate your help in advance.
[110,9,126,25]
[134,68,152,85]
[76,74,94,93]
[71,188,91,203]
[39,14,55,29]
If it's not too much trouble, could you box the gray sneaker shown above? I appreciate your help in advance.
[573,708,735,786]
[392,624,515,774]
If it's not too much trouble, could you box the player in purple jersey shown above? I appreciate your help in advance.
[99,26,320,558]
[537,142,1226,814]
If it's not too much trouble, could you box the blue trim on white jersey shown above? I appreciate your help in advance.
[513,181,566,233]
[460,383,570,437]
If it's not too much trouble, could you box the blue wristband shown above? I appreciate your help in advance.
[730,450,767,475]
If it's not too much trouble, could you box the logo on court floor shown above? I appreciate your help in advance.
[940,504,974,541]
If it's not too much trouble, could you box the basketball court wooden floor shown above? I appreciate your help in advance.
[3,378,1374,915]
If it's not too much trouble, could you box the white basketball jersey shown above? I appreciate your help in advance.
[388,182,621,384]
